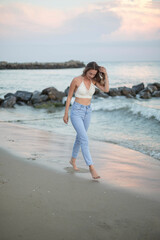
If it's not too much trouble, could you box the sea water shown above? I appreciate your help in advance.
[0,61,160,161]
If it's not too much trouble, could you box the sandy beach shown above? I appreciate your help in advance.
[0,122,160,240]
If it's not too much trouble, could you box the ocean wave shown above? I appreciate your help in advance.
[92,100,160,122]
[129,104,160,122]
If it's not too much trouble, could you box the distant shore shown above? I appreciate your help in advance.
[0,60,85,70]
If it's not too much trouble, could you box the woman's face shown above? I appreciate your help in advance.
[86,69,98,80]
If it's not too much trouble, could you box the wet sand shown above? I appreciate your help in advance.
[0,122,160,240]
[0,122,160,200]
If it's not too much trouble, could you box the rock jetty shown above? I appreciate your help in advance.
[0,82,160,109]
[0,60,85,70]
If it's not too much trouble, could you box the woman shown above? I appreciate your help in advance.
[63,62,109,179]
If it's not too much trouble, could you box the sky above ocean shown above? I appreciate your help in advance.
[0,0,160,62]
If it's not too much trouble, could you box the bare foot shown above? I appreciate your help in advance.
[70,159,79,171]
[89,166,100,179]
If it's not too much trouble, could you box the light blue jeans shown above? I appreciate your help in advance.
[70,101,93,166]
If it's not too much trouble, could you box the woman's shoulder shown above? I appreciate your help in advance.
[72,76,83,85]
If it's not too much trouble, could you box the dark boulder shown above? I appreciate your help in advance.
[139,89,151,99]
[108,88,121,97]
[15,91,32,102]
[4,93,15,98]
[152,91,160,97]
[147,84,158,93]
[126,94,135,98]
[120,87,136,97]
[94,88,109,98]
[1,95,16,108]
[132,83,144,94]
[42,87,65,101]
[31,91,48,104]
[152,82,160,90]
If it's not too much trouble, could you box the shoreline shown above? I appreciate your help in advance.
[0,121,160,202]
[1,144,160,239]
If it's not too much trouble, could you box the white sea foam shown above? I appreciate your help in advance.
[92,98,160,122]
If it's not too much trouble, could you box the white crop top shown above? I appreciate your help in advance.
[75,79,95,99]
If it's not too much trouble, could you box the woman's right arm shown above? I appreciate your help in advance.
[63,78,77,124]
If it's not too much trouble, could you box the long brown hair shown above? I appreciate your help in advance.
[82,61,105,86]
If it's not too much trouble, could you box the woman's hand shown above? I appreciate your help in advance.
[99,66,108,77]
[63,113,69,124]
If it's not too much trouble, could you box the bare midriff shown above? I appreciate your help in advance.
[75,97,91,106]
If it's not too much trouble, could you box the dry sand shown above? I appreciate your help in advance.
[0,122,160,240]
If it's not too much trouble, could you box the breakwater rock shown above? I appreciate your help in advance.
[0,60,85,70]
[107,82,160,99]
[0,82,160,109]
[1,87,65,108]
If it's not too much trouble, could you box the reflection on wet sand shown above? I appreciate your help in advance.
[91,141,160,199]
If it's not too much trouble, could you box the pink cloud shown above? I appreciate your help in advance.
[101,0,160,41]
[0,0,159,42]
[0,3,70,36]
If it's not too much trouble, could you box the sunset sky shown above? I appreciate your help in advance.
[0,0,160,62]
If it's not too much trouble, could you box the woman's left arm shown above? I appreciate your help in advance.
[95,66,109,93]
